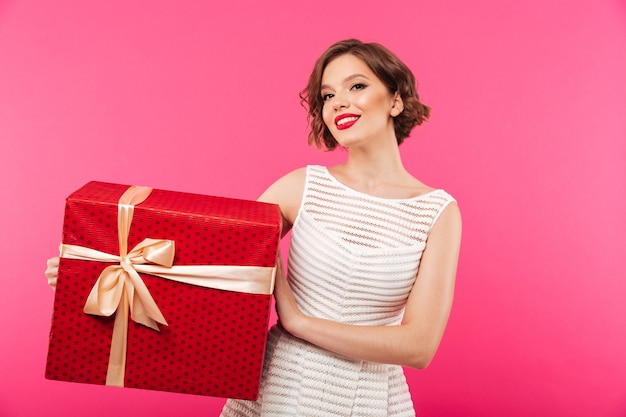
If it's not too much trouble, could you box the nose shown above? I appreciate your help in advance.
[332,92,348,110]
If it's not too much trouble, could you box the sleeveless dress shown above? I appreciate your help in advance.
[221,165,455,417]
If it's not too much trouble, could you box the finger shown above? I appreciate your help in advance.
[45,263,58,279]
[45,256,60,290]
[47,275,57,291]
[47,256,59,268]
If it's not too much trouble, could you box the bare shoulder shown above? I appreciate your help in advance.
[429,200,462,244]
[257,167,307,204]
[257,167,307,228]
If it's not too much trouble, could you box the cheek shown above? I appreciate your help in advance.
[321,105,334,128]
[373,97,391,113]
[357,90,394,114]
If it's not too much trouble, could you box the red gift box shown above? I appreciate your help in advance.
[45,181,282,400]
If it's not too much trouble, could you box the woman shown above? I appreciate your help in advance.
[46,39,461,416]
[220,39,462,416]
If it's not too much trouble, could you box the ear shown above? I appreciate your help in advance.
[390,92,404,117]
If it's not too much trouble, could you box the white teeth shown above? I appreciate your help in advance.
[337,116,359,126]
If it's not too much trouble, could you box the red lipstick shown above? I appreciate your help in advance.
[335,114,360,130]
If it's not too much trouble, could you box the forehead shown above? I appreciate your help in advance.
[321,54,377,85]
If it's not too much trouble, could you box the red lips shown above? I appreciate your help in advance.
[335,114,360,130]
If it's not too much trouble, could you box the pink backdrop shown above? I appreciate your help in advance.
[1,0,625,416]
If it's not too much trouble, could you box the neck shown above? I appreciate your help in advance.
[342,139,407,180]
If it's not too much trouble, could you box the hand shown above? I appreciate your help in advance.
[45,256,59,291]
[274,253,306,336]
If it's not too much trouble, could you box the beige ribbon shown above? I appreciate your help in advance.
[59,185,276,387]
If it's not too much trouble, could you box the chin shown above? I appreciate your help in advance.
[333,134,360,148]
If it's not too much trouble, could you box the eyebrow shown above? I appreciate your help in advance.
[320,73,371,91]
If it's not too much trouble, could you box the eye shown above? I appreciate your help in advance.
[322,93,334,102]
[351,83,367,91]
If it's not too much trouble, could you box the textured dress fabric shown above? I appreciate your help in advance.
[220,165,455,417]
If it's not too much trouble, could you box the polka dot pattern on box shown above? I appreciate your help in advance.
[46,181,281,400]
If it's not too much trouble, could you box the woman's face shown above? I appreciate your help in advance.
[320,54,402,148]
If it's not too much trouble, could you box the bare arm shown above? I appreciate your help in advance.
[275,202,462,369]
[256,167,307,235]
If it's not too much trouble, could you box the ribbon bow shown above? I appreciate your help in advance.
[83,237,173,331]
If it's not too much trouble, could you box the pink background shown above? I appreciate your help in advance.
[1,0,625,416]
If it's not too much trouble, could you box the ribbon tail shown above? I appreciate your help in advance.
[105,288,129,387]
[131,302,161,330]
[124,265,168,328]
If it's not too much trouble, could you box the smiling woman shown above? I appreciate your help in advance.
[41,36,460,416]
[219,39,462,417]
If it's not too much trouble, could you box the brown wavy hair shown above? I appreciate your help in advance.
[300,39,431,150]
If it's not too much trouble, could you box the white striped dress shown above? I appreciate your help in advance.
[221,165,455,417]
